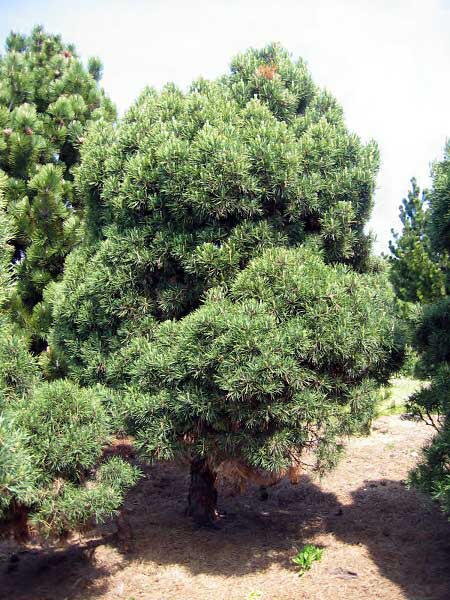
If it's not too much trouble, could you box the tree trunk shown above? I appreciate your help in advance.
[187,457,218,526]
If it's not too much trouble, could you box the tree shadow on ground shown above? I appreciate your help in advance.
[1,461,450,600]
[327,478,450,599]
[0,540,111,600]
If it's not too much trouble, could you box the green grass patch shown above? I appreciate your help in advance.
[376,377,425,417]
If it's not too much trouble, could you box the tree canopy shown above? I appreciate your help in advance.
[0,25,115,347]
[50,43,381,385]
[389,178,447,305]
[45,45,403,525]
[408,142,450,518]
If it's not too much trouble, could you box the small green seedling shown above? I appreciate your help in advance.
[245,592,263,600]
[292,544,324,576]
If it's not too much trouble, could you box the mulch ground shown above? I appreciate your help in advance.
[1,414,450,600]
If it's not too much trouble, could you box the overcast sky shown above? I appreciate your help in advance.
[1,0,450,253]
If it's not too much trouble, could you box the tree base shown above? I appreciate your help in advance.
[187,457,218,526]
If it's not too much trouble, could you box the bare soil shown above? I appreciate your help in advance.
[1,415,450,600]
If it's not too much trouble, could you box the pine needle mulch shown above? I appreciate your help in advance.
[1,415,450,600]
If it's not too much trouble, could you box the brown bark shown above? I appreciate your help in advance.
[187,457,218,526]
[0,502,30,542]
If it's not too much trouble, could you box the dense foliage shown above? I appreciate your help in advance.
[50,44,381,385]
[0,26,115,346]
[121,246,401,473]
[0,298,139,539]
[389,178,447,305]
[0,41,403,530]
[408,143,450,518]
[0,372,139,539]
[0,316,138,542]
[0,169,13,311]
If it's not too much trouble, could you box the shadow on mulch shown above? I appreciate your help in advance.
[1,461,450,600]
[0,542,111,600]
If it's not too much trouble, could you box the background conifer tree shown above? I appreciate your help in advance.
[389,178,447,305]
[408,143,450,518]
[0,46,137,541]
[0,25,116,348]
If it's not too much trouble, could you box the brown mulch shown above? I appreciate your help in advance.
[1,415,450,600]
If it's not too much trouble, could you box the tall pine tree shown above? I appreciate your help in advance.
[389,178,447,305]
[408,142,450,518]
[0,25,116,348]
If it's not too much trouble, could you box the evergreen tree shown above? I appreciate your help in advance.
[51,44,381,385]
[50,45,401,524]
[389,178,447,305]
[0,26,116,347]
[0,372,140,540]
[1,124,138,541]
[118,247,401,524]
[408,142,450,518]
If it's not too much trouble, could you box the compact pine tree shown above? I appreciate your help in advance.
[408,143,450,518]
[389,178,447,305]
[0,25,116,347]
[51,44,381,384]
[50,45,402,523]
[118,247,401,523]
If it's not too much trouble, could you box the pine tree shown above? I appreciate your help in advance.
[1,118,138,541]
[0,372,140,540]
[408,142,450,518]
[389,178,447,305]
[51,44,381,385]
[119,247,401,523]
[49,45,402,524]
[0,26,116,348]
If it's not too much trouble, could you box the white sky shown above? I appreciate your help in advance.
[1,0,450,253]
